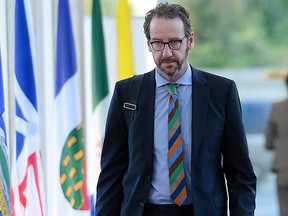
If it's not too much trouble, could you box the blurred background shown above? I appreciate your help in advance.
[0,0,287,215]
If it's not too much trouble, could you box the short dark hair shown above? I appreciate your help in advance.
[285,75,288,87]
[143,2,193,40]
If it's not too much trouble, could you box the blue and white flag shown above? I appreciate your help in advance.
[11,0,46,215]
[51,0,89,215]
[0,48,11,216]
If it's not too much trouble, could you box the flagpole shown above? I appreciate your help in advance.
[38,0,54,215]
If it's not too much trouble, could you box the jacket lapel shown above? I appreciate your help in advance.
[192,67,210,164]
[138,68,210,168]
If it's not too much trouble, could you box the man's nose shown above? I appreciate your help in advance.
[162,44,173,57]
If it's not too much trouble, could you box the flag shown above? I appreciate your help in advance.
[0,48,11,216]
[87,0,109,212]
[52,0,89,215]
[116,0,134,80]
[11,0,46,215]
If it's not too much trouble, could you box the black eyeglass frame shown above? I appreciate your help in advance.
[150,36,186,51]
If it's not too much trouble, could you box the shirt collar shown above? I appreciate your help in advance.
[155,65,192,88]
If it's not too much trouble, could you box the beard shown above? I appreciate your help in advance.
[156,47,189,79]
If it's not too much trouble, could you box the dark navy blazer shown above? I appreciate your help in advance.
[96,66,256,216]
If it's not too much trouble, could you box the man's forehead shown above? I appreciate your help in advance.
[149,18,184,39]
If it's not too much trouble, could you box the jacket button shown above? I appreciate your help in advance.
[139,202,145,208]
[147,176,151,180]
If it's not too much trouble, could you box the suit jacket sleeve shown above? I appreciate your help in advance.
[95,81,129,216]
[221,81,256,216]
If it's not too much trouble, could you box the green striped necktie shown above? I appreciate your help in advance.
[166,84,187,206]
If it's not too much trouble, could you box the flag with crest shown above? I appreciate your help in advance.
[51,0,90,215]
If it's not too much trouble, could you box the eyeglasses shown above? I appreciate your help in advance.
[150,36,186,51]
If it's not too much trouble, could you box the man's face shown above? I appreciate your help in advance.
[147,17,194,82]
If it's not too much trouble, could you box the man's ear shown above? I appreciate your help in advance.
[188,32,194,50]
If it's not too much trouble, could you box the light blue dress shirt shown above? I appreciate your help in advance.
[147,66,193,204]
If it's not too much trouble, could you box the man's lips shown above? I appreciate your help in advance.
[161,59,176,64]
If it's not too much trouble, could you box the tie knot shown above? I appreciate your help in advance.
[165,83,179,95]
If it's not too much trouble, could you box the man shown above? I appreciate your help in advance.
[96,3,256,216]
[265,75,288,216]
